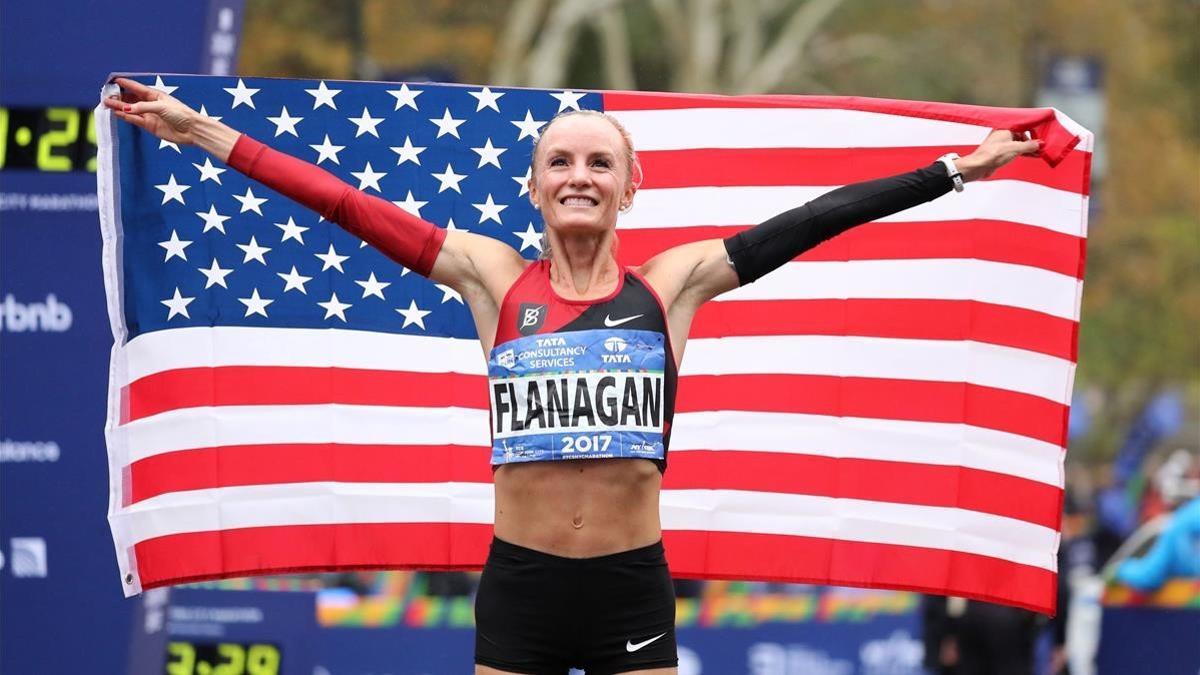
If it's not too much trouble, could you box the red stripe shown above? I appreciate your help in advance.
[691,299,1077,360]
[127,443,494,504]
[131,522,1053,614]
[134,522,495,592]
[638,147,1089,194]
[664,530,1056,615]
[676,375,1069,447]
[617,219,1086,280]
[125,443,1056,529]
[123,367,488,422]
[665,451,1060,529]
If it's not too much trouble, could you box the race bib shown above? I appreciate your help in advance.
[487,329,666,464]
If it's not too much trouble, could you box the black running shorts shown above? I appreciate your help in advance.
[475,537,678,674]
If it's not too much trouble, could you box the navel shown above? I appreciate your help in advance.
[571,513,584,529]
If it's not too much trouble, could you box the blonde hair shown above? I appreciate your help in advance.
[530,110,643,259]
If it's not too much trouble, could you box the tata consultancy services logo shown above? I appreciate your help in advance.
[10,537,49,578]
[0,294,73,332]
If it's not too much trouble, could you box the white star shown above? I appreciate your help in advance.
[429,108,465,139]
[389,136,426,166]
[192,157,226,184]
[431,163,467,194]
[233,187,267,215]
[515,222,542,252]
[309,134,345,165]
[277,266,312,294]
[198,258,233,289]
[238,288,274,318]
[435,283,463,304]
[305,81,341,110]
[275,216,309,244]
[445,218,466,232]
[386,83,422,110]
[473,194,508,224]
[355,272,391,300]
[267,106,303,137]
[159,138,181,153]
[469,86,504,112]
[471,138,507,169]
[155,174,190,205]
[314,244,349,272]
[348,107,384,138]
[318,292,352,322]
[223,78,260,109]
[158,230,192,261]
[551,90,586,112]
[512,166,532,197]
[391,191,427,218]
[351,161,387,192]
[160,287,194,320]
[197,105,222,122]
[236,235,271,264]
[151,76,178,95]
[511,110,546,141]
[195,205,231,234]
[396,300,431,329]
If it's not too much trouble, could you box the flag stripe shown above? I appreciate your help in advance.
[618,220,1086,280]
[678,375,1068,446]
[122,405,1062,485]
[637,147,1090,195]
[721,259,1081,321]
[126,442,1058,529]
[622,182,1087,237]
[664,531,1056,614]
[114,482,1056,570]
[691,299,1077,360]
[130,523,1054,612]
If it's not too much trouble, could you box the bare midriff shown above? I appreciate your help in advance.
[493,457,663,557]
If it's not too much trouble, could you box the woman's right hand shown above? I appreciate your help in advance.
[103,77,202,146]
[103,76,240,162]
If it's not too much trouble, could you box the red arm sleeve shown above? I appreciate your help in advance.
[226,134,447,277]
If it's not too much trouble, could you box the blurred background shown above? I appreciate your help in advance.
[1,1,1196,674]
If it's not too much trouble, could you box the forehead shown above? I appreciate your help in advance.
[539,115,624,155]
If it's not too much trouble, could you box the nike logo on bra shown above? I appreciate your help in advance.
[626,632,667,652]
[604,313,644,327]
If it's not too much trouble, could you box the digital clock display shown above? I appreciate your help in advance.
[0,106,98,172]
[165,641,282,675]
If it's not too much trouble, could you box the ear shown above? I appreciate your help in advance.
[528,176,539,208]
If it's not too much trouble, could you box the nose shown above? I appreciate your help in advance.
[567,161,591,186]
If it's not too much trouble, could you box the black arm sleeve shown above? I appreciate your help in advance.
[722,162,953,285]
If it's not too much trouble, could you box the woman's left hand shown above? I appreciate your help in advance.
[956,129,1043,182]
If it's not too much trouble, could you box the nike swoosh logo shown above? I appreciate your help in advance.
[604,313,643,327]
[626,633,667,652]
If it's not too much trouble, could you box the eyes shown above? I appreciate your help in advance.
[548,156,613,169]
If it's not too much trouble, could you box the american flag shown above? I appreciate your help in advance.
[98,74,1090,613]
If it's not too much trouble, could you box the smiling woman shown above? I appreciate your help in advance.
[104,75,1038,675]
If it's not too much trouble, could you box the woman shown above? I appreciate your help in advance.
[106,77,1038,675]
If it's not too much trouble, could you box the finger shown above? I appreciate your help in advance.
[113,110,152,132]
[114,77,158,101]
[125,100,167,115]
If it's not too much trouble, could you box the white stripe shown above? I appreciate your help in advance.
[681,335,1074,404]
[610,108,993,150]
[618,181,1088,237]
[110,482,1054,570]
[660,489,1058,571]
[118,327,486,386]
[118,404,492,463]
[670,411,1064,487]
[718,258,1082,321]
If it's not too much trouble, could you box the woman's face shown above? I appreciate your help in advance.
[529,115,634,237]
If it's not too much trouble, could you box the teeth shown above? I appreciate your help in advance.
[563,197,595,207]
